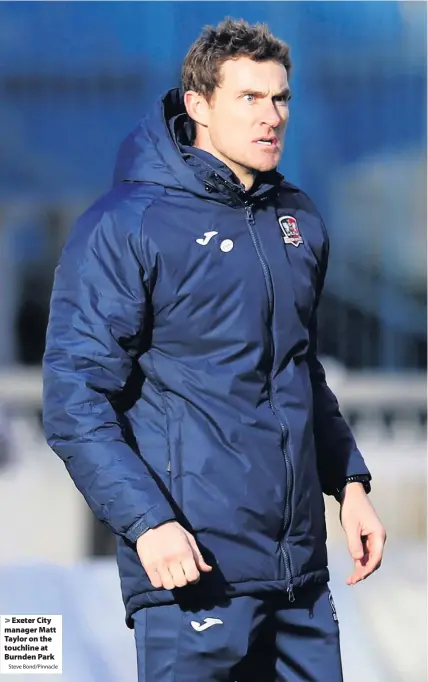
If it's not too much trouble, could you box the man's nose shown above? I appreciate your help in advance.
[261,103,286,128]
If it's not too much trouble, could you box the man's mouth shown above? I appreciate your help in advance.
[254,137,278,148]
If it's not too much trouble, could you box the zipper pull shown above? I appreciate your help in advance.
[287,583,295,603]
[244,204,255,226]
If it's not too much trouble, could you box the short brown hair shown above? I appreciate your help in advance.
[182,18,292,100]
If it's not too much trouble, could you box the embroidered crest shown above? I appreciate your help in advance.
[278,215,303,247]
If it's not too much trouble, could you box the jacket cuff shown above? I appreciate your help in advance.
[333,473,372,502]
[124,503,176,543]
[322,448,372,497]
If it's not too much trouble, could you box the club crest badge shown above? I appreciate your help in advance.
[278,215,303,247]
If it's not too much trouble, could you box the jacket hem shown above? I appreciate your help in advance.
[124,567,330,628]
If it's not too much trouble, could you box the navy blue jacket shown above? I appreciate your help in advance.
[43,89,371,626]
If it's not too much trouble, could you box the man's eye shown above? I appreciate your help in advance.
[244,94,256,103]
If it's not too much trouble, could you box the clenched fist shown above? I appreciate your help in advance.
[136,520,212,590]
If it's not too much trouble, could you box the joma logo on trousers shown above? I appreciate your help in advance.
[190,617,223,632]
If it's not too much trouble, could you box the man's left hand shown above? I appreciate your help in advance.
[339,482,387,585]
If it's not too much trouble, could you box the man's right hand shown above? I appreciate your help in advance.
[136,520,213,590]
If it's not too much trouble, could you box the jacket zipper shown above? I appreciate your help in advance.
[244,202,295,603]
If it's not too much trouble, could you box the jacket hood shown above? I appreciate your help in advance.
[113,88,283,205]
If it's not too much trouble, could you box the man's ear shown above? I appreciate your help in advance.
[183,91,210,128]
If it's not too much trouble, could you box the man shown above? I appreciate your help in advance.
[43,18,386,682]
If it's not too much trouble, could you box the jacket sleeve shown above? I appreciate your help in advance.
[307,233,371,497]
[42,204,176,542]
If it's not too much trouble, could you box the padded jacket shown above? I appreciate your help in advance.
[43,89,371,626]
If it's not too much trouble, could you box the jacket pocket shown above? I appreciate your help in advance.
[163,392,183,507]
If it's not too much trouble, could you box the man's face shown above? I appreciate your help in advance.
[203,57,290,179]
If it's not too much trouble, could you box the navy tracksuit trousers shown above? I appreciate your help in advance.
[132,584,343,681]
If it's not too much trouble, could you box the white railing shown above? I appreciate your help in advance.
[0,366,43,407]
[1,363,425,449]
[0,363,425,414]
[0,365,425,556]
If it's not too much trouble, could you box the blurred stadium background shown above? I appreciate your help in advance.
[0,2,426,681]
